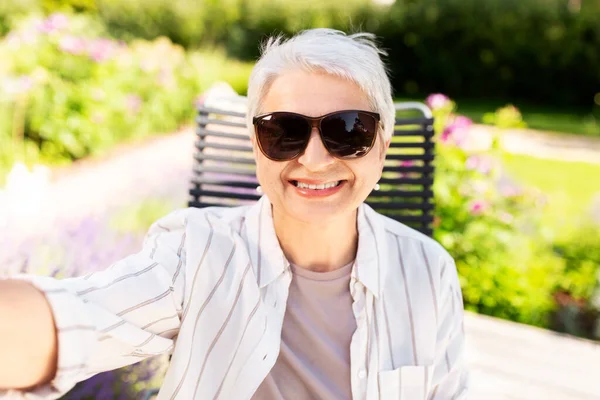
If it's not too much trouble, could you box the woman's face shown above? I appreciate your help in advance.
[252,69,389,224]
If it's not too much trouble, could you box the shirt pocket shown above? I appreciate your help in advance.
[378,365,433,400]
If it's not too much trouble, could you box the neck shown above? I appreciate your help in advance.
[272,206,359,273]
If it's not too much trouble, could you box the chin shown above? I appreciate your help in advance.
[285,198,356,224]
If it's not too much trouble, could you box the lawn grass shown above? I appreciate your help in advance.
[396,97,600,137]
[499,153,600,237]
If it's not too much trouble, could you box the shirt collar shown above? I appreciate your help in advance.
[245,196,290,289]
[244,196,387,297]
[352,203,386,298]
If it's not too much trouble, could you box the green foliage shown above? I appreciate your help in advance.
[42,0,97,13]
[482,105,527,130]
[222,0,383,60]
[96,0,210,48]
[552,224,600,301]
[96,0,382,56]
[0,0,40,35]
[0,12,254,183]
[4,0,599,109]
[430,96,600,337]
[430,99,561,326]
[549,223,600,339]
[378,0,600,107]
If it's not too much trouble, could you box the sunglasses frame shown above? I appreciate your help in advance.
[252,109,381,162]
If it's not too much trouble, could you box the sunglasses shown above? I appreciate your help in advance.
[252,110,380,161]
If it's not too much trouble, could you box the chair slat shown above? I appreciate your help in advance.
[197,117,246,128]
[196,127,250,141]
[190,189,261,201]
[393,129,435,138]
[382,165,435,174]
[364,201,434,211]
[385,154,434,161]
[368,189,434,198]
[190,177,258,188]
[195,140,253,153]
[194,165,256,176]
[197,107,246,118]
[389,141,435,150]
[195,153,255,165]
[377,177,433,185]
[189,200,253,208]
[395,117,434,126]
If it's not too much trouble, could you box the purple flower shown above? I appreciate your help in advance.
[425,93,451,110]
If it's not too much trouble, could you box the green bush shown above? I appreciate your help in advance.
[430,94,600,337]
[4,0,598,108]
[378,0,600,107]
[0,0,41,35]
[549,223,600,339]
[0,12,254,183]
[221,0,383,60]
[429,96,564,326]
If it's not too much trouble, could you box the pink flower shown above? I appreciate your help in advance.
[88,39,116,63]
[125,94,143,115]
[3,76,33,95]
[37,13,69,34]
[59,36,86,55]
[425,93,451,110]
[465,155,493,175]
[498,182,522,198]
[441,115,472,145]
[400,160,414,167]
[469,199,489,215]
[498,212,514,224]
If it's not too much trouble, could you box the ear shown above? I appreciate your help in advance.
[384,138,391,152]
[380,138,391,160]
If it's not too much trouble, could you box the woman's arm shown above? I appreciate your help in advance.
[0,209,188,398]
[0,280,58,389]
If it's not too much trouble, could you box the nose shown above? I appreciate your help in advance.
[296,127,335,171]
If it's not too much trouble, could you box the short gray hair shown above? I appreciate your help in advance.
[246,28,396,141]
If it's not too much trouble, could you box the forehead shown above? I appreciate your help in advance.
[261,69,371,117]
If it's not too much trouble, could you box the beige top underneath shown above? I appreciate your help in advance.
[252,261,357,400]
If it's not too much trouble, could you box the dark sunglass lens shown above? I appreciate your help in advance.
[256,114,310,160]
[321,112,377,158]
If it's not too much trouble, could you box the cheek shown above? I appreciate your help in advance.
[255,157,285,187]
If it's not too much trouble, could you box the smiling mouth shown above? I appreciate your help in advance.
[290,180,342,190]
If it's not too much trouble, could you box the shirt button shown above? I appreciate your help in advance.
[358,369,367,379]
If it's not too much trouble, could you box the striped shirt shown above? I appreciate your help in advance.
[4,196,469,399]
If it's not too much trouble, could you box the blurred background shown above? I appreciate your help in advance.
[0,0,599,398]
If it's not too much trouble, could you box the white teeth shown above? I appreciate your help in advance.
[295,181,340,190]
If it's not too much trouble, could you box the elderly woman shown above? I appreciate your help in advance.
[0,29,468,399]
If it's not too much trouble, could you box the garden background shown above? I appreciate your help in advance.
[1,0,599,398]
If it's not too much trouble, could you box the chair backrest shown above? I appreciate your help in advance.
[189,98,436,236]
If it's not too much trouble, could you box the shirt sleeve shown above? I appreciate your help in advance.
[428,254,470,399]
[1,209,189,400]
